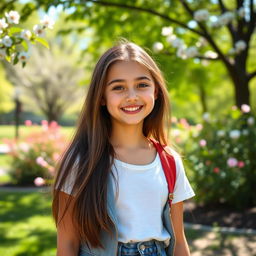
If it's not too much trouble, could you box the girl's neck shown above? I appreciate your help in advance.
[110,123,149,150]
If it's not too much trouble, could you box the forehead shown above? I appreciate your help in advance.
[106,60,152,81]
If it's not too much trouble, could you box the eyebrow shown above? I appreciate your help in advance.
[107,76,152,86]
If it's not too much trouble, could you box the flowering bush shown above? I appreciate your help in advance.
[187,105,256,209]
[0,10,54,67]
[4,120,67,186]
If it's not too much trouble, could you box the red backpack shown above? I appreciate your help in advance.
[149,138,176,207]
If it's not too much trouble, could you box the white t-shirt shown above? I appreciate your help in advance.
[60,148,195,247]
[111,148,195,246]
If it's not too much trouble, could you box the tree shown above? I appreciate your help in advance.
[4,43,84,122]
[23,0,255,108]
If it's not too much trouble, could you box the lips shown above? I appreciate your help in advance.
[121,105,143,114]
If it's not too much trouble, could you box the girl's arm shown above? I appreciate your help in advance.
[56,191,80,256]
[170,201,191,256]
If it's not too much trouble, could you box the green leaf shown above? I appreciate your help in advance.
[9,27,23,36]
[13,55,19,65]
[21,40,29,51]
[34,37,49,49]
[5,55,11,62]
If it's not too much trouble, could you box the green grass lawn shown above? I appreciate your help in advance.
[0,190,255,256]
[0,125,75,144]
[0,190,56,256]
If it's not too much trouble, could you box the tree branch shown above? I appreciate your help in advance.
[248,70,256,81]
[77,0,204,36]
[218,0,227,12]
[180,0,232,69]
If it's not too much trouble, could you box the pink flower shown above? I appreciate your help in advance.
[196,124,203,131]
[199,139,207,147]
[41,120,48,126]
[25,120,32,126]
[53,152,60,161]
[213,167,220,173]
[34,177,45,186]
[49,121,59,128]
[180,118,190,129]
[227,157,238,167]
[36,156,48,167]
[237,161,245,168]
[241,104,250,113]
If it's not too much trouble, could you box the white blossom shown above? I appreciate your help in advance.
[194,9,209,22]
[241,104,250,113]
[237,7,245,18]
[217,130,225,137]
[5,10,20,24]
[229,130,241,139]
[161,26,173,36]
[40,15,55,29]
[196,37,207,47]
[218,12,235,26]
[228,48,236,55]
[202,112,210,122]
[20,29,32,40]
[2,35,13,47]
[0,18,8,30]
[152,42,163,52]
[204,50,218,59]
[176,45,187,59]
[166,34,177,44]
[185,46,198,58]
[18,51,30,62]
[211,19,222,28]
[242,129,249,136]
[0,49,6,59]
[33,24,45,37]
[171,38,184,48]
[247,117,255,126]
[235,40,246,53]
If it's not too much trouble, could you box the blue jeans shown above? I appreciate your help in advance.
[117,239,167,256]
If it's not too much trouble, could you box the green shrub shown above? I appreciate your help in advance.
[4,120,68,185]
[187,105,256,209]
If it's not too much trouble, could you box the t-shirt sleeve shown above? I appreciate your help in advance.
[56,157,79,195]
[168,148,195,204]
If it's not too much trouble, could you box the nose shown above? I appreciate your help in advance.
[126,88,138,102]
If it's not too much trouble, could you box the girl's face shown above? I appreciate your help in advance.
[102,60,158,127]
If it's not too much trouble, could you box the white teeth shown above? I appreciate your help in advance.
[123,106,141,111]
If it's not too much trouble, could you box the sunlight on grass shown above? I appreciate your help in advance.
[0,191,56,256]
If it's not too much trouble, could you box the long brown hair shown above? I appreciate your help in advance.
[52,40,171,249]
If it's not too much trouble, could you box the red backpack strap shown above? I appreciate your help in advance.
[149,138,176,207]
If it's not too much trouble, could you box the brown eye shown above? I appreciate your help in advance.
[112,85,124,90]
[138,83,149,88]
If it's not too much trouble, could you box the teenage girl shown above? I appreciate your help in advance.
[52,41,195,256]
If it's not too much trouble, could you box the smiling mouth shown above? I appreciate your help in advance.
[121,105,143,114]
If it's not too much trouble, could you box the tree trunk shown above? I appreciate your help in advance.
[198,83,208,114]
[229,71,250,108]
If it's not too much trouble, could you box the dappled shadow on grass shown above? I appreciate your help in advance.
[0,191,52,223]
[0,191,56,255]
[15,228,56,256]
[187,230,256,256]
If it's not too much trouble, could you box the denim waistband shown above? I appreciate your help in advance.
[118,239,165,249]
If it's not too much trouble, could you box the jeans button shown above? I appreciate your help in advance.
[140,244,146,250]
